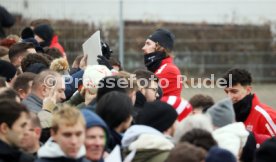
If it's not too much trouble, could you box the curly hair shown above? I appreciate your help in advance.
[222,68,252,87]
[21,53,50,72]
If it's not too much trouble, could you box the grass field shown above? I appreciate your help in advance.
[182,83,276,108]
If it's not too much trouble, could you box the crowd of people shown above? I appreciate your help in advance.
[1,6,276,162]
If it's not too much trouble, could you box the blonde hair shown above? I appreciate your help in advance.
[50,58,69,75]
[116,71,138,93]
[51,105,85,133]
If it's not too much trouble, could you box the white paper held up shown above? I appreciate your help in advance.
[82,30,102,65]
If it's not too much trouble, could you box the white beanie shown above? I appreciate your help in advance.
[83,65,112,94]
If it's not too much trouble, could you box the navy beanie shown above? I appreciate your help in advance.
[0,60,17,82]
[81,109,110,144]
[206,147,236,162]
[136,100,178,132]
[33,24,54,46]
[148,28,175,50]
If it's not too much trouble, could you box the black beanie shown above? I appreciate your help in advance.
[21,27,34,39]
[33,24,54,46]
[136,100,178,132]
[254,137,276,162]
[148,28,175,50]
[0,60,17,82]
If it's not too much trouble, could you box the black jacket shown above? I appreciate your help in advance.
[0,139,34,162]
[0,5,15,38]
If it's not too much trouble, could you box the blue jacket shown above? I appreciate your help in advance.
[65,70,84,99]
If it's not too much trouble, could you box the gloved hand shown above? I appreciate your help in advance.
[97,55,113,70]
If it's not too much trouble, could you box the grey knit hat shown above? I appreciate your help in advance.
[206,98,235,128]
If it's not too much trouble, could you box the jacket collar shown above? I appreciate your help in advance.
[38,137,86,159]
[160,56,173,65]
[51,35,59,44]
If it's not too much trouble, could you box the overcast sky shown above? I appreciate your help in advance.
[2,0,276,25]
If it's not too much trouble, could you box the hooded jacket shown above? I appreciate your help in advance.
[122,125,174,162]
[212,122,249,157]
[35,138,89,162]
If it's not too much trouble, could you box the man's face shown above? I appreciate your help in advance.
[6,112,30,148]
[85,126,105,161]
[141,81,159,102]
[12,52,29,68]
[45,76,66,103]
[55,76,66,102]
[52,122,85,158]
[224,83,252,104]
[20,121,41,152]
[142,39,156,55]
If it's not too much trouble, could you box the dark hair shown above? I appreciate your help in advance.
[21,53,50,72]
[96,91,133,129]
[134,69,159,87]
[180,128,217,151]
[8,42,35,60]
[189,94,214,112]
[96,76,127,102]
[43,47,63,59]
[166,142,207,162]
[13,72,36,92]
[0,99,29,128]
[108,57,122,70]
[0,88,20,101]
[222,68,252,87]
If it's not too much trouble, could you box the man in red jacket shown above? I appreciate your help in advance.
[222,68,276,137]
[142,28,182,98]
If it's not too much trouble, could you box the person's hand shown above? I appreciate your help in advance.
[97,55,113,70]
[79,54,88,70]
[43,88,57,112]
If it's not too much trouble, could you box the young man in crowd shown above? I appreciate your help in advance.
[36,105,89,162]
[134,69,159,108]
[222,68,276,137]
[8,42,36,69]
[142,28,182,98]
[82,109,110,162]
[0,99,34,162]
[13,72,36,100]
[20,112,42,156]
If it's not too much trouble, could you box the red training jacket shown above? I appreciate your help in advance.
[155,57,182,97]
[244,94,276,138]
[50,35,67,58]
